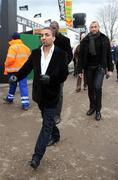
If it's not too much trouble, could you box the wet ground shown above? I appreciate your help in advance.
[0,72,118,180]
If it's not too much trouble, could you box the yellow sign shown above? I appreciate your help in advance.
[59,28,67,34]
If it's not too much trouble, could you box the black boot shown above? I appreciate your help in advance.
[30,158,40,169]
[86,108,95,115]
[95,112,101,121]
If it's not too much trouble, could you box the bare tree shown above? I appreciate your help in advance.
[97,0,118,41]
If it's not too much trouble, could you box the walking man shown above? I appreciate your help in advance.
[50,21,73,125]
[114,45,118,82]
[9,27,68,169]
[78,21,114,121]
[74,32,87,92]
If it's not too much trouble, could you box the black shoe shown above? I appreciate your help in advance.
[54,116,61,124]
[3,97,13,104]
[95,112,101,121]
[83,86,87,90]
[76,88,81,93]
[30,159,40,169]
[86,108,95,116]
[47,138,60,146]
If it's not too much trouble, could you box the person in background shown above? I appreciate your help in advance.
[74,32,87,92]
[4,32,31,110]
[8,27,68,169]
[111,45,118,82]
[113,45,118,82]
[78,21,114,121]
[72,44,78,77]
[50,21,73,126]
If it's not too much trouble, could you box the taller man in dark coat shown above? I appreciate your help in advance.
[50,21,73,125]
[9,27,68,169]
[78,21,114,121]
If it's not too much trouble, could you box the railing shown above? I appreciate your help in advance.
[17,15,44,30]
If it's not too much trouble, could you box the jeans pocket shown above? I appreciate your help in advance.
[98,67,105,74]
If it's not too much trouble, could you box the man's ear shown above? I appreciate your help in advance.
[53,36,55,42]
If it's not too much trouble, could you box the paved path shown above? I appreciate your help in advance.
[0,72,118,180]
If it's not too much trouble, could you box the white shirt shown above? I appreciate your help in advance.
[41,44,54,75]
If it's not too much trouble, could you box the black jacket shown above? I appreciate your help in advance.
[54,33,73,64]
[78,32,114,73]
[16,46,68,107]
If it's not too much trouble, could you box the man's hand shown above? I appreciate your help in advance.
[78,73,83,79]
[9,75,18,84]
[40,75,50,84]
[106,71,112,79]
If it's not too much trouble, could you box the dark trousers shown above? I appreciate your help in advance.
[86,67,105,112]
[56,83,64,118]
[76,71,87,90]
[116,62,118,79]
[32,105,60,161]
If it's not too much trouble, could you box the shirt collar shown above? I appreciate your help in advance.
[41,44,55,54]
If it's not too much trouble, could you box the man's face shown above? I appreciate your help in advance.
[40,29,55,47]
[89,22,100,34]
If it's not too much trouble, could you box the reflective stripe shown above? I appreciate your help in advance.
[8,94,14,97]
[21,100,29,103]
[21,96,29,100]
[16,54,29,58]
[7,54,16,58]
[6,68,20,71]
[7,96,14,99]
[7,54,29,58]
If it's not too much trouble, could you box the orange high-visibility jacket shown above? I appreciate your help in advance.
[4,39,31,75]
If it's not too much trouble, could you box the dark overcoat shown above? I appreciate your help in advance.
[16,46,68,107]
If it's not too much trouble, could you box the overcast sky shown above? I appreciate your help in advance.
[17,0,110,27]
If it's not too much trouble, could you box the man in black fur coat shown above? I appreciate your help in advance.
[78,21,114,121]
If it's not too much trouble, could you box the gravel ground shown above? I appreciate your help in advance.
[0,72,118,180]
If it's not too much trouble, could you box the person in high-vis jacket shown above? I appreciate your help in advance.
[4,32,31,110]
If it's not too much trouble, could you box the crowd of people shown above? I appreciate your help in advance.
[2,20,117,169]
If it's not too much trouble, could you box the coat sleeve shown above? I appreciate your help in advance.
[59,52,69,82]
[114,46,118,63]
[106,38,114,72]
[4,46,17,75]
[77,41,84,74]
[66,38,73,64]
[74,45,80,63]
[16,52,33,81]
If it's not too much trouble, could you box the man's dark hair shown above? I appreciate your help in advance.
[42,27,56,36]
[50,21,59,29]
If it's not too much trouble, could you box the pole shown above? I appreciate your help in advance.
[0,0,17,83]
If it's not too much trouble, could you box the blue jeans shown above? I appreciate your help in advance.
[86,66,105,112]
[32,106,59,161]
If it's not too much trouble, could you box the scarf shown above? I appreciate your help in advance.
[88,32,100,56]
